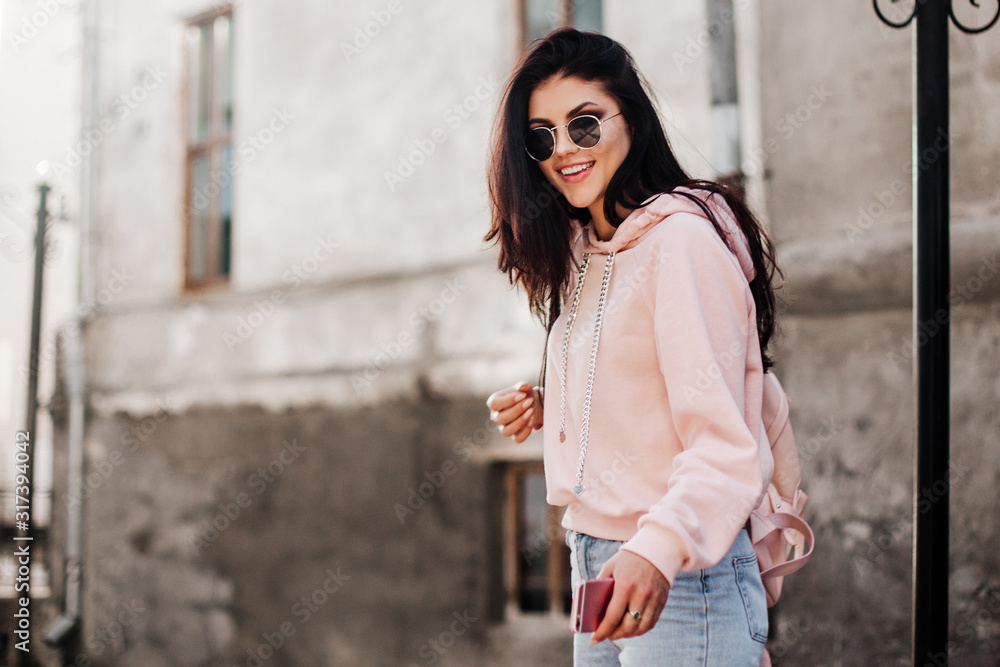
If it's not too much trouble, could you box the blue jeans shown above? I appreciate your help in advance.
[567,527,767,666]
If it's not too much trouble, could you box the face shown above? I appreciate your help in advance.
[526,75,631,213]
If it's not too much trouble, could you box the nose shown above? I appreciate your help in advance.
[552,125,578,159]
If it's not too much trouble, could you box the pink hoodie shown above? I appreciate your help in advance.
[542,185,775,587]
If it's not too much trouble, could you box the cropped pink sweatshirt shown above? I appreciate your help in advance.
[542,186,775,588]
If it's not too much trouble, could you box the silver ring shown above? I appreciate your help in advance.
[628,609,641,622]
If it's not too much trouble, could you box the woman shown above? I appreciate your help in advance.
[484,28,785,666]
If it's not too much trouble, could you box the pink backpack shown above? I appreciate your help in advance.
[751,371,815,665]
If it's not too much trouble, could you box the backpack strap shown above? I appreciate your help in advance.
[750,511,815,579]
[761,371,790,437]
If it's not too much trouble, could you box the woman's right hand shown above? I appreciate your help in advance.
[486,381,544,443]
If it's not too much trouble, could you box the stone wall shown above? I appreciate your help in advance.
[48,393,575,666]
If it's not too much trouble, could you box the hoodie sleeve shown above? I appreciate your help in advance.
[619,212,768,588]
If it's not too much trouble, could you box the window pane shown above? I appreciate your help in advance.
[573,0,603,33]
[198,25,212,140]
[218,143,233,277]
[214,15,233,133]
[526,0,561,43]
[185,26,200,143]
[188,153,210,280]
[187,23,212,143]
[518,470,549,612]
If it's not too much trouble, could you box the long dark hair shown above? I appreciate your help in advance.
[483,27,785,385]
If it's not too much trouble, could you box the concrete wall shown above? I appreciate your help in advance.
[759,1,1000,664]
[68,398,505,666]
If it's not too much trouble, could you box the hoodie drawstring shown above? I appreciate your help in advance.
[558,250,616,495]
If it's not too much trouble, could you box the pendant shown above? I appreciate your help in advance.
[573,483,584,495]
[559,431,566,443]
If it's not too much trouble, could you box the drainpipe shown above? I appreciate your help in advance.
[69,0,102,624]
[43,325,85,653]
[44,0,100,656]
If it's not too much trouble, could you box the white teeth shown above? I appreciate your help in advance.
[559,161,594,176]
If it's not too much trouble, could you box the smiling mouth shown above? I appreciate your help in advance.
[558,161,595,176]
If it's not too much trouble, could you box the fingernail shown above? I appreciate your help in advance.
[524,407,534,417]
[521,397,533,408]
[514,392,526,401]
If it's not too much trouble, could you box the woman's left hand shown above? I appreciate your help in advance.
[589,550,670,644]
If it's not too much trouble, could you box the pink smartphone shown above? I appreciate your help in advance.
[571,577,615,633]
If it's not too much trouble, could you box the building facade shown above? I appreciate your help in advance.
[9,0,999,665]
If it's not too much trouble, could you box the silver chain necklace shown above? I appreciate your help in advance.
[558,250,616,495]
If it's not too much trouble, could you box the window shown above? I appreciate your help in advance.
[519,0,603,47]
[500,461,572,616]
[183,6,233,290]
[706,0,747,198]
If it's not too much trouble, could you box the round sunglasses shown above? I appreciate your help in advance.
[523,112,623,162]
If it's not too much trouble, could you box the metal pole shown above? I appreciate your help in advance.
[912,0,950,663]
[23,183,50,511]
[14,182,50,665]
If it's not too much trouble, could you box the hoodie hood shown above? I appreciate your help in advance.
[571,185,757,283]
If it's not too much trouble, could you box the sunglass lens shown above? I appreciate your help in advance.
[568,116,602,148]
[525,128,554,161]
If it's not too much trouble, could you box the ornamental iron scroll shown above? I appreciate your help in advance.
[874,0,1000,32]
